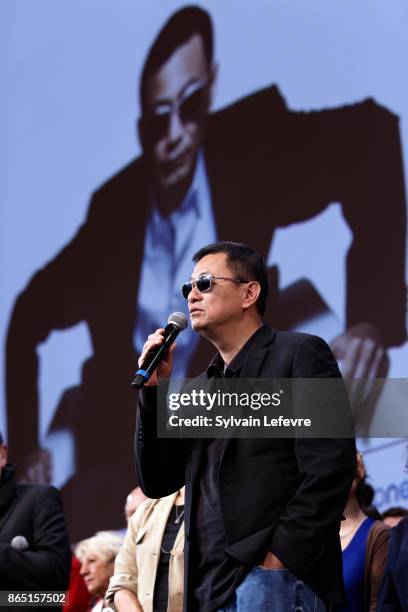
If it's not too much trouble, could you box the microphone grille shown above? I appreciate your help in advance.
[11,535,29,551]
[168,312,188,330]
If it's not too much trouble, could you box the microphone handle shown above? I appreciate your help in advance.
[132,324,179,389]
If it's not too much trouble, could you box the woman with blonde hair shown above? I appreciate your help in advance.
[76,531,123,611]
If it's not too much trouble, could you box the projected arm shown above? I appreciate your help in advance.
[6,205,96,474]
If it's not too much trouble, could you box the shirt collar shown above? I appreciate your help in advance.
[206,324,268,378]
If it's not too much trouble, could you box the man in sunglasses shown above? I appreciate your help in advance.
[135,240,356,611]
[6,5,406,541]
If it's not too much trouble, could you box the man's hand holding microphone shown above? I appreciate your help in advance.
[131,312,188,388]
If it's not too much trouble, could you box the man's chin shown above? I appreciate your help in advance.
[167,162,191,184]
[157,166,194,208]
[190,318,205,332]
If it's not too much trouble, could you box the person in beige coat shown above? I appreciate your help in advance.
[106,489,184,612]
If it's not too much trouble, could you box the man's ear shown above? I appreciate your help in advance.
[0,445,8,470]
[208,62,219,109]
[242,281,261,311]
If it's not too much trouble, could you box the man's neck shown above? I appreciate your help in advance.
[213,319,263,365]
[156,186,187,216]
[155,167,197,216]
[154,151,202,216]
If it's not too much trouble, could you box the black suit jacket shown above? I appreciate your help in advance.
[378,516,408,611]
[0,465,71,591]
[135,326,356,606]
[6,85,405,536]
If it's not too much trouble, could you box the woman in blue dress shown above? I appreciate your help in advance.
[339,452,390,612]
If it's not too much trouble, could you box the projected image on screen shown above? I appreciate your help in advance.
[3,4,407,540]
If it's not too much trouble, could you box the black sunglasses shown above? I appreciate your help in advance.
[146,83,208,142]
[181,274,251,299]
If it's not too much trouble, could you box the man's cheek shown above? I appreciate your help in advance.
[187,124,202,149]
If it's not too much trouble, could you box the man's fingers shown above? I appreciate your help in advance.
[138,329,166,366]
[142,337,163,356]
[137,330,176,374]
[368,347,389,379]
[341,337,363,379]
[330,326,388,426]
[344,338,386,379]
[353,338,377,379]
[145,329,165,350]
[346,344,388,420]
[330,334,347,360]
[147,328,165,339]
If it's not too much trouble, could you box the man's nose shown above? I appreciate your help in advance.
[167,108,184,145]
[188,283,203,303]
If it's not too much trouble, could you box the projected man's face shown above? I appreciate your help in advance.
[142,34,213,212]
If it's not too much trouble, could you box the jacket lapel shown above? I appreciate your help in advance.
[240,325,277,379]
[184,438,205,542]
[219,326,277,460]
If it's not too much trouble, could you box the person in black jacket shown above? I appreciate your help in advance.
[378,516,408,612]
[0,431,71,592]
[135,241,356,611]
[6,6,405,540]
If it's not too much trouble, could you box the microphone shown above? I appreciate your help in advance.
[132,312,188,389]
[11,535,29,551]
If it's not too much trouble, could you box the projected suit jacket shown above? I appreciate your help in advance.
[6,85,406,537]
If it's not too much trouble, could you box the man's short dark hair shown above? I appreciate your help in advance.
[140,5,213,114]
[382,506,408,519]
[192,241,269,316]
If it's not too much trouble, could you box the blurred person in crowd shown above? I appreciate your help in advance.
[63,555,92,612]
[76,531,123,612]
[378,515,408,611]
[117,486,148,540]
[106,488,185,612]
[0,430,71,592]
[6,4,406,540]
[338,451,390,611]
[125,486,148,522]
[381,506,408,529]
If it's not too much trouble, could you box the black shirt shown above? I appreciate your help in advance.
[153,505,184,612]
[190,325,266,611]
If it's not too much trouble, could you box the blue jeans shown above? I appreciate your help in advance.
[218,567,327,612]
